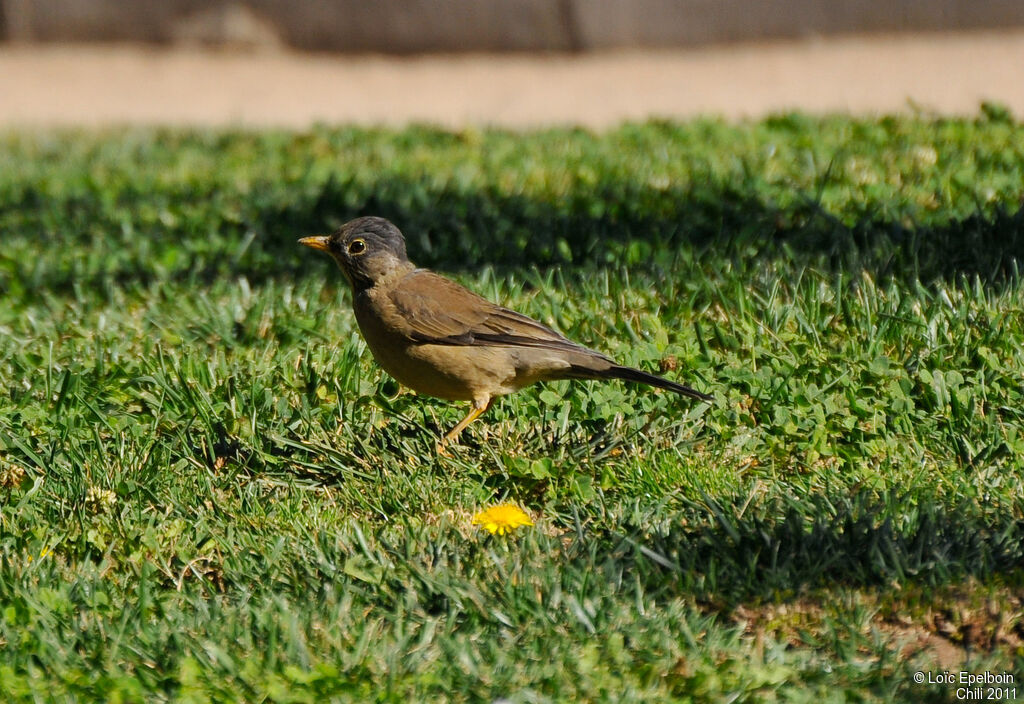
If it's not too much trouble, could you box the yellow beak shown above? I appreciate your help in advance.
[298,235,331,253]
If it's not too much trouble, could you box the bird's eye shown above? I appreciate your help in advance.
[348,239,367,255]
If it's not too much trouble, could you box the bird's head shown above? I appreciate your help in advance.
[299,216,413,290]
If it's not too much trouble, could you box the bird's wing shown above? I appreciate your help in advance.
[387,270,611,359]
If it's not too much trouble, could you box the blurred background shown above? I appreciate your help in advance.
[2,0,1024,127]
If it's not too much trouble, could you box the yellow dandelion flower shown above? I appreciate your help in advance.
[472,503,533,536]
[27,546,51,564]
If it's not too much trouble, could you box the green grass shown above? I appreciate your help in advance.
[1,113,1023,702]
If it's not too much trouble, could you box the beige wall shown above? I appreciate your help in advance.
[4,0,1024,51]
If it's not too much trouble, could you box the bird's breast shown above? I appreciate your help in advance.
[352,289,512,402]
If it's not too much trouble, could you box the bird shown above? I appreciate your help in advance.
[299,216,712,448]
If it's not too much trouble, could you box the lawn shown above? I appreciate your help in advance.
[1,113,1022,702]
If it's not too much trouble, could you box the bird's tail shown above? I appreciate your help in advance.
[571,363,713,402]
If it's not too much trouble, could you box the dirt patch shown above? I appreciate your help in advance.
[730,582,1023,668]
[2,31,1024,128]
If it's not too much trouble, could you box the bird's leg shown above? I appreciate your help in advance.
[437,397,493,451]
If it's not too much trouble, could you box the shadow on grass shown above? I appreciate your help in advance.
[267,176,1024,288]
[250,488,1024,633]
[5,175,1023,299]
[595,489,1024,604]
